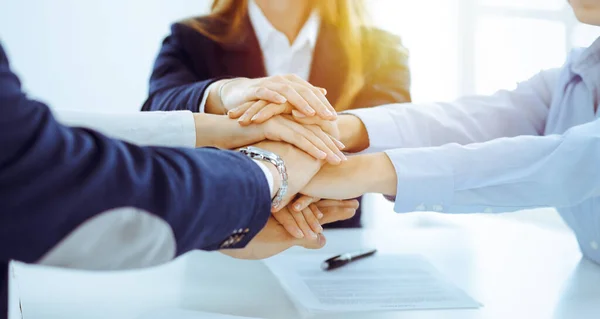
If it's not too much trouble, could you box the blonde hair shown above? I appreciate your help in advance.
[183,0,371,111]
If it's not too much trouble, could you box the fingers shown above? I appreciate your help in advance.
[244,86,287,105]
[268,118,340,163]
[290,207,318,239]
[251,103,294,124]
[285,120,343,164]
[273,210,304,239]
[319,207,357,225]
[316,199,360,209]
[285,75,336,118]
[227,101,254,119]
[227,75,334,124]
[263,80,335,120]
[263,82,315,116]
[265,124,327,160]
[291,110,341,139]
[311,203,324,220]
[306,125,347,162]
[291,109,309,119]
[331,136,346,150]
[292,196,320,212]
[296,233,327,250]
[302,204,323,234]
[296,86,335,120]
[238,100,269,125]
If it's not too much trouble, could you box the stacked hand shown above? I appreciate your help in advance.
[221,199,359,260]
[209,74,337,120]
[210,74,379,257]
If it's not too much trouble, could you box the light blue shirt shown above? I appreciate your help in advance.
[348,37,600,264]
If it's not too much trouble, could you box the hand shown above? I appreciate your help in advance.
[193,114,345,164]
[220,200,358,260]
[273,199,359,239]
[229,102,341,140]
[261,115,346,164]
[292,113,368,153]
[291,109,340,139]
[289,195,321,214]
[229,100,294,126]
[274,198,322,239]
[253,141,323,211]
[216,75,336,120]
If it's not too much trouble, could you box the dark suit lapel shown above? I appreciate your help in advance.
[219,15,267,78]
[309,23,346,108]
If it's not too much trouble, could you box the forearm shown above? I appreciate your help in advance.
[193,113,263,148]
[302,152,397,199]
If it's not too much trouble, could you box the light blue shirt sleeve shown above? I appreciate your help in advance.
[386,118,600,214]
[346,69,559,153]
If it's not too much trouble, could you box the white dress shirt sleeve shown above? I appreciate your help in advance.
[345,68,561,153]
[252,160,275,198]
[198,82,219,113]
[386,118,600,214]
[52,109,197,148]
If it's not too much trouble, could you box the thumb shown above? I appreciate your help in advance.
[296,233,327,250]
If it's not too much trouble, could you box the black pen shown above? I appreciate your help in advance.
[321,248,377,271]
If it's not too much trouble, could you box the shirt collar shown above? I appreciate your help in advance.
[571,36,600,75]
[248,0,320,50]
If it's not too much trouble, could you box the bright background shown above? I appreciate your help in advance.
[1,0,599,229]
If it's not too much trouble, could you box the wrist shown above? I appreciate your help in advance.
[263,161,282,198]
[338,114,369,153]
[358,153,397,196]
[193,113,263,148]
[240,145,288,206]
[204,80,229,115]
[206,77,249,114]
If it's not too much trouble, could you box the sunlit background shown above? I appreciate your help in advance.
[1,0,599,229]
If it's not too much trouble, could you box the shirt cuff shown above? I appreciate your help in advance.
[53,109,197,148]
[252,160,274,198]
[198,82,219,114]
[384,147,454,213]
[344,107,404,152]
[178,111,198,148]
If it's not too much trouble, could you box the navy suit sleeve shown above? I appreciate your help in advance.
[0,43,271,266]
[142,24,225,112]
[351,29,412,109]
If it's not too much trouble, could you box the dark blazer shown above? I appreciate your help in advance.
[0,42,271,316]
[142,16,412,227]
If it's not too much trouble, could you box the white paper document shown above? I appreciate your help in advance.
[139,308,263,319]
[264,253,480,313]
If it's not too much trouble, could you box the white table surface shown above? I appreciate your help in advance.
[12,210,600,319]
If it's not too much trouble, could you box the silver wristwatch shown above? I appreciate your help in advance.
[239,146,288,208]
